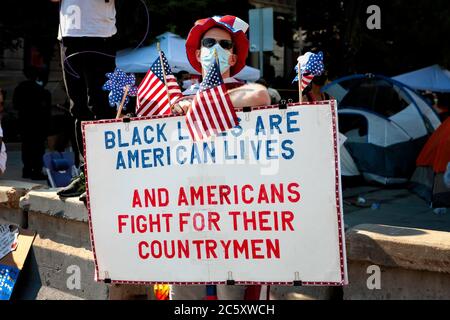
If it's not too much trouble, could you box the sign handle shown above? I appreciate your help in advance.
[298,62,302,104]
[157,42,173,110]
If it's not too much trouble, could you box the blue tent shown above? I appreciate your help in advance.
[323,74,441,185]
[116,32,261,82]
[393,65,450,93]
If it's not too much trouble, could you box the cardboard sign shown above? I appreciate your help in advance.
[83,101,347,285]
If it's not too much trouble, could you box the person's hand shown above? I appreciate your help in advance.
[171,99,192,115]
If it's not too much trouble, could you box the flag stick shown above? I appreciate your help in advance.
[116,85,129,119]
[206,48,219,300]
[157,42,173,110]
[155,44,173,296]
[214,48,219,64]
[298,62,302,103]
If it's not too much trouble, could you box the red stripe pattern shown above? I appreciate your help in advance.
[137,51,182,117]
[186,59,238,141]
[301,73,315,92]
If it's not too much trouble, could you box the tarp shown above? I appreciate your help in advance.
[116,32,261,82]
[417,117,450,174]
[393,65,450,93]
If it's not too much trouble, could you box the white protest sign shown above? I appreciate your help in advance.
[83,101,347,285]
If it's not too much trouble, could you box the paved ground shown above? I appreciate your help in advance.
[1,144,48,185]
[343,186,450,233]
[1,143,449,233]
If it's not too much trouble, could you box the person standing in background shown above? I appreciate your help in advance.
[55,0,118,199]
[13,67,51,180]
[302,73,330,102]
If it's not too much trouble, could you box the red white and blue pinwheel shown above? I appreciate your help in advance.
[103,68,138,111]
[293,51,324,82]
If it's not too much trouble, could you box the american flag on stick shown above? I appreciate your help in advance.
[185,57,238,141]
[136,49,182,117]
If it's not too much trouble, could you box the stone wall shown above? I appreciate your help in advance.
[1,181,450,300]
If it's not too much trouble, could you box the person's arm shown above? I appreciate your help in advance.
[171,83,271,115]
[227,83,271,108]
[171,96,194,115]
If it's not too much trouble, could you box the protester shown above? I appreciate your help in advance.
[171,15,270,301]
[54,0,120,199]
[302,73,330,102]
[13,67,51,180]
[0,89,7,175]
[171,15,270,115]
[176,70,191,90]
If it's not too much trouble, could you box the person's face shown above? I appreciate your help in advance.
[195,27,237,77]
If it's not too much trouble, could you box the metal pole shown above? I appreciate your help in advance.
[259,9,264,77]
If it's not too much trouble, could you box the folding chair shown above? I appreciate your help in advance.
[43,152,79,188]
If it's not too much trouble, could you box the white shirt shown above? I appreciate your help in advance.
[58,0,117,39]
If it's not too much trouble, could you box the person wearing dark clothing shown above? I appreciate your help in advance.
[60,37,117,149]
[56,0,119,199]
[56,0,148,200]
[13,68,51,180]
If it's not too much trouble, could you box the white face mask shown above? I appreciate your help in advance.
[200,43,231,75]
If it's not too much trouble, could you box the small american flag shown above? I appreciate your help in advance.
[300,73,315,91]
[137,51,182,117]
[186,59,238,141]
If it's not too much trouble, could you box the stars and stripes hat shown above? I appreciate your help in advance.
[186,15,249,77]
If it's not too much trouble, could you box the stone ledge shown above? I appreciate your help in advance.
[346,224,450,274]
[0,180,46,209]
[20,189,88,223]
[28,235,108,300]
[28,210,91,250]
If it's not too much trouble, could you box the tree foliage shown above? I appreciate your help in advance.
[298,0,450,78]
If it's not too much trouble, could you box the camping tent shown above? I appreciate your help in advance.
[323,74,441,185]
[116,32,261,82]
[393,65,450,93]
[339,133,360,177]
[411,118,450,207]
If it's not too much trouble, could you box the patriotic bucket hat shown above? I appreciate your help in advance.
[186,15,249,76]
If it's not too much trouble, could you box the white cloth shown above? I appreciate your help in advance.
[0,126,6,174]
[58,0,117,39]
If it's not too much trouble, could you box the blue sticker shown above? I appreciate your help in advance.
[0,264,19,300]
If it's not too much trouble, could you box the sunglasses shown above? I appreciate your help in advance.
[201,38,233,50]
